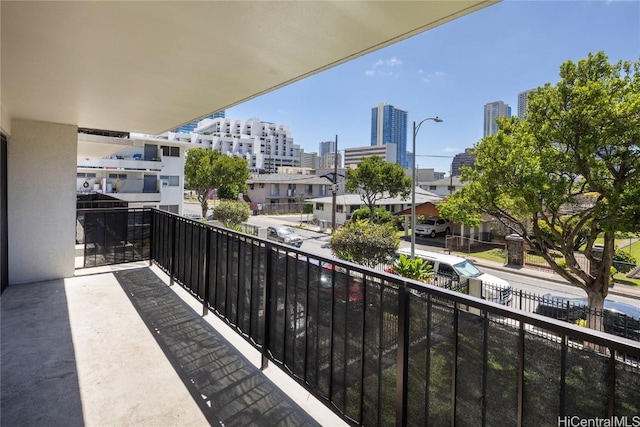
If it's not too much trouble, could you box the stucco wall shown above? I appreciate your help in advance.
[8,119,77,284]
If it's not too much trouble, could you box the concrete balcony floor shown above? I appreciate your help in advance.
[1,262,345,426]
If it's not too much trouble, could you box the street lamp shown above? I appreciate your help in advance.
[411,117,443,258]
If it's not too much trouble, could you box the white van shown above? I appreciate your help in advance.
[395,248,512,305]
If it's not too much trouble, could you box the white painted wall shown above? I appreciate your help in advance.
[8,119,77,284]
[159,150,185,214]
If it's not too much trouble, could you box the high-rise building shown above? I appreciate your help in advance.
[166,117,301,173]
[173,110,226,133]
[301,152,319,169]
[344,143,397,168]
[370,103,408,168]
[319,140,336,158]
[483,101,511,137]
[451,148,475,176]
[517,89,537,120]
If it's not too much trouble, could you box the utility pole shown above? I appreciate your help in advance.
[331,134,338,232]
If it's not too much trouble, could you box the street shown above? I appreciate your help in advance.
[184,202,638,307]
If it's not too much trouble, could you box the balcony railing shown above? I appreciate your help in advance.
[78,157,162,171]
[76,208,640,426]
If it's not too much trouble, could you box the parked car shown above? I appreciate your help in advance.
[534,294,640,340]
[414,217,451,238]
[395,248,512,305]
[267,226,304,247]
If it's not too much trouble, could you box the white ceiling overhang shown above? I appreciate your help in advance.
[2,1,497,135]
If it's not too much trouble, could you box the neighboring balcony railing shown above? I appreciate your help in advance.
[75,208,640,426]
[78,157,162,171]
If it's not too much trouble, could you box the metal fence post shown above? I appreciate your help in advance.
[261,243,273,370]
[202,227,211,317]
[169,214,177,286]
[396,283,410,427]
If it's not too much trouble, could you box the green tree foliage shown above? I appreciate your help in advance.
[345,156,412,219]
[392,253,433,282]
[350,206,394,224]
[330,220,399,268]
[438,52,640,324]
[217,183,245,201]
[536,217,591,252]
[213,200,250,228]
[184,148,251,216]
[612,250,637,274]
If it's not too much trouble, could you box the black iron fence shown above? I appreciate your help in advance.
[481,283,640,342]
[77,208,151,268]
[78,208,640,426]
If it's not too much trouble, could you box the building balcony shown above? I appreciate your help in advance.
[3,208,639,426]
[78,178,161,203]
[78,157,162,172]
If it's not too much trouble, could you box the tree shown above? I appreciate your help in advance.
[345,156,412,219]
[217,183,245,201]
[330,220,399,268]
[438,52,640,330]
[213,200,250,229]
[184,148,251,217]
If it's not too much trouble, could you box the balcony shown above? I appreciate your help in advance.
[78,156,162,172]
[3,208,640,426]
[78,178,162,203]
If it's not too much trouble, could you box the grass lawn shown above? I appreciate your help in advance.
[455,241,640,287]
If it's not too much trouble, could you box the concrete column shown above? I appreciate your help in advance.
[505,233,524,266]
[8,119,77,284]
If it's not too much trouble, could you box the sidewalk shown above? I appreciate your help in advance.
[290,216,640,301]
[467,256,640,301]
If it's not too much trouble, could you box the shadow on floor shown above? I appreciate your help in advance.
[114,268,320,427]
[1,279,85,426]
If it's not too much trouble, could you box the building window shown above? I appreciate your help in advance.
[429,185,437,191]
[161,146,180,157]
[448,186,456,192]
[316,203,324,211]
[108,173,127,179]
[77,172,97,178]
[306,184,313,194]
[336,205,344,213]
[160,175,179,186]
[159,205,179,214]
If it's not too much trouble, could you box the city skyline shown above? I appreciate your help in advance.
[221,1,638,173]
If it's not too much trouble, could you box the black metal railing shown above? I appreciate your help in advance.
[77,208,151,268]
[80,208,640,425]
[481,283,640,342]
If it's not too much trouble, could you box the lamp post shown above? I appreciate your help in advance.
[411,117,443,258]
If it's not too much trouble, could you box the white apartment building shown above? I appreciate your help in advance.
[344,143,397,168]
[160,117,301,173]
[77,132,188,214]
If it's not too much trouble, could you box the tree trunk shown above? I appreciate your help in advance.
[198,190,209,218]
[586,290,605,333]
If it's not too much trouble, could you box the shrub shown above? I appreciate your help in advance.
[393,254,433,282]
[213,201,250,228]
[350,207,393,224]
[612,250,637,274]
[330,220,399,268]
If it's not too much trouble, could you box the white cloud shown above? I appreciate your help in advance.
[443,147,457,153]
[418,69,445,83]
[365,57,403,77]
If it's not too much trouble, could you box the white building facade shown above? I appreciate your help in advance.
[77,132,188,214]
[161,117,301,173]
[344,143,397,168]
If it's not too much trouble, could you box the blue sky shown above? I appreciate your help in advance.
[226,0,640,174]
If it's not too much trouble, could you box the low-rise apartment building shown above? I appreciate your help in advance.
[77,132,188,214]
